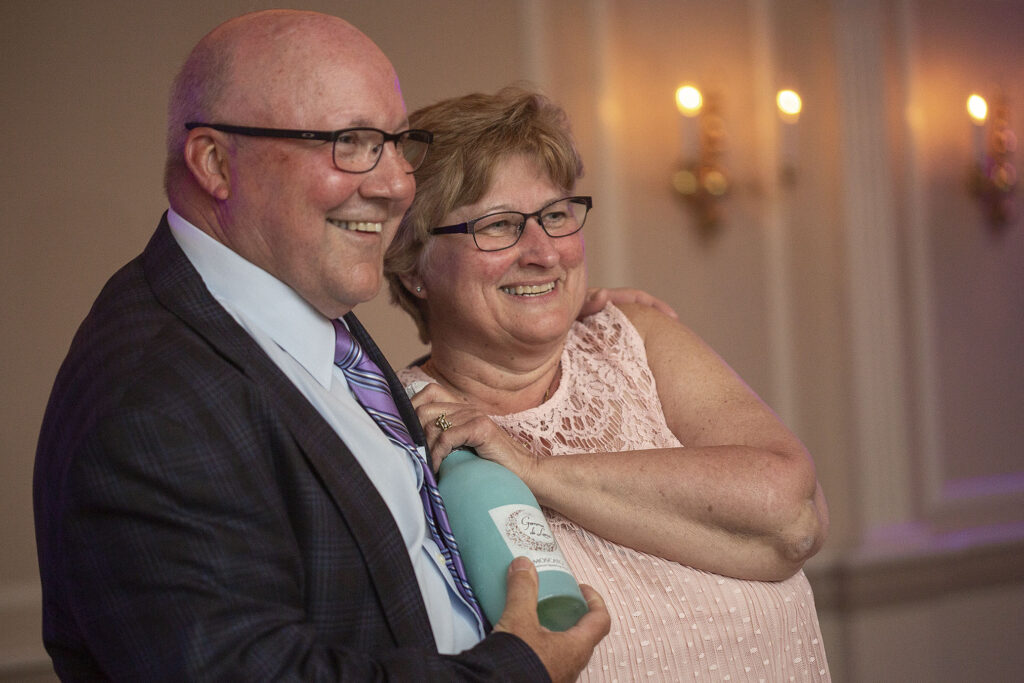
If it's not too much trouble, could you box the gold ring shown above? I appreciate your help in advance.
[435,412,453,432]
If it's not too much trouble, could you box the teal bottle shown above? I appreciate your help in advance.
[438,447,589,631]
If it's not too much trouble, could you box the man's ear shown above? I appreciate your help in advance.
[183,129,231,200]
[399,272,427,299]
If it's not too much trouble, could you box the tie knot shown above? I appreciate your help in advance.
[332,319,361,369]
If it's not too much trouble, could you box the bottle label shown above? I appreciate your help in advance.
[488,504,572,572]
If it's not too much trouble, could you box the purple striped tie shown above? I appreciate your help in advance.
[332,319,485,627]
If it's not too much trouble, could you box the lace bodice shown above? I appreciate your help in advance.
[488,302,682,455]
[398,304,829,681]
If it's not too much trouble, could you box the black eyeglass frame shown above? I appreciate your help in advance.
[430,195,593,252]
[183,122,433,174]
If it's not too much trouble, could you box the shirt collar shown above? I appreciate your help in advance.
[167,208,337,388]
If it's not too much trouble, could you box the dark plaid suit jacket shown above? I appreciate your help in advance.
[33,216,547,682]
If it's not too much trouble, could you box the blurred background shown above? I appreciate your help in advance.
[3,1,1022,680]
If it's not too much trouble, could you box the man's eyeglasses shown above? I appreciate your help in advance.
[184,122,433,174]
[430,196,593,252]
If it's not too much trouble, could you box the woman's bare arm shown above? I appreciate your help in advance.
[414,304,828,581]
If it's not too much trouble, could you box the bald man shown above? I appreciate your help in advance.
[34,10,607,681]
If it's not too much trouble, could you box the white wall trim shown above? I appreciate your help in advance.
[590,0,629,287]
[520,0,549,89]
[900,0,950,520]
[898,0,1024,527]
[748,0,800,432]
[807,521,1024,609]
[833,0,914,533]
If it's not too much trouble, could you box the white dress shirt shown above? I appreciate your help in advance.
[167,209,483,653]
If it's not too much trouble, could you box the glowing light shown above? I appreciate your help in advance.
[967,94,988,125]
[777,89,802,121]
[675,85,703,117]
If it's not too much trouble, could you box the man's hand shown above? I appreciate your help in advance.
[579,287,679,320]
[492,557,610,683]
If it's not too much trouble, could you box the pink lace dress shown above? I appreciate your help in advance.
[399,304,829,681]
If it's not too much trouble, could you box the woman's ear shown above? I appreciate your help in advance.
[183,129,231,200]
[399,272,427,299]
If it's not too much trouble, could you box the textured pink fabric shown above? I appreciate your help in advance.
[401,303,829,681]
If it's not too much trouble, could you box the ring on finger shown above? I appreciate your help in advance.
[435,412,453,432]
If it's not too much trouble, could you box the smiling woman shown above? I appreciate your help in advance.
[384,86,831,681]
[410,153,589,385]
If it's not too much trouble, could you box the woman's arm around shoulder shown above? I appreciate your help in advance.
[414,301,829,581]
[619,302,830,578]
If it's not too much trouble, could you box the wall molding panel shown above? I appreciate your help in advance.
[833,0,915,536]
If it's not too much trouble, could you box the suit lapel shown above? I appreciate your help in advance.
[141,215,436,647]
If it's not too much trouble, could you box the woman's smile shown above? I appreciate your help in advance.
[500,281,558,297]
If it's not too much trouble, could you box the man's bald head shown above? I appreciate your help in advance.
[164,10,401,198]
[161,9,416,319]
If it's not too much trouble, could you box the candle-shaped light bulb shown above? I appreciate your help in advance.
[676,84,702,163]
[676,85,703,117]
[967,94,988,125]
[776,89,802,183]
[777,89,802,123]
[967,94,988,165]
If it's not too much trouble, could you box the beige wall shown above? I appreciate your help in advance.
[3,1,1022,681]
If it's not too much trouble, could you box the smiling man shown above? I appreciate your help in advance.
[34,10,607,681]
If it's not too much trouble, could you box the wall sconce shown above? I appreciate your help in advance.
[671,84,728,231]
[777,88,802,186]
[967,92,1018,227]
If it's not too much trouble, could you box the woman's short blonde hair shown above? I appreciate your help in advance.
[384,85,584,343]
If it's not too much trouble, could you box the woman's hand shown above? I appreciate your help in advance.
[579,287,679,320]
[409,382,540,479]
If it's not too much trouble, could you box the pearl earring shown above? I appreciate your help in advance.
[415,286,422,292]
